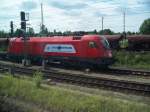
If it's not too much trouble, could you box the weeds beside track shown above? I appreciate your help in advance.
[0,62,150,96]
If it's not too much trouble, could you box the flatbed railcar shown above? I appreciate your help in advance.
[8,35,114,68]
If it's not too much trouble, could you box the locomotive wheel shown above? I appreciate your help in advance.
[22,59,26,66]
[22,59,31,66]
[42,59,47,69]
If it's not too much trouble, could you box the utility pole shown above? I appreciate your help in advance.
[41,3,44,34]
[123,11,126,38]
[20,11,30,66]
[101,16,104,35]
[41,3,46,69]
[20,11,27,66]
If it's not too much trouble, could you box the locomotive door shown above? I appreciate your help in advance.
[86,41,99,58]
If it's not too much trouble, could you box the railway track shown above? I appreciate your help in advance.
[104,67,150,76]
[46,63,150,77]
[0,62,150,96]
[0,52,150,77]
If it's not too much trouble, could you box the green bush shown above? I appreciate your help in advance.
[0,76,150,112]
[33,71,43,88]
[0,45,7,51]
[113,51,150,69]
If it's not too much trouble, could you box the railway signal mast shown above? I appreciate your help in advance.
[21,12,26,33]
[10,21,14,37]
[20,11,30,66]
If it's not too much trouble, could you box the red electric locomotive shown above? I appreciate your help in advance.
[8,35,114,68]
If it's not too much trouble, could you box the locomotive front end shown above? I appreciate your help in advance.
[99,36,114,66]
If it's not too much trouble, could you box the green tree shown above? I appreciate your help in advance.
[40,25,48,36]
[99,29,114,35]
[140,18,150,34]
[94,29,98,34]
[26,27,35,37]
[33,71,43,88]
[126,31,136,35]
[63,31,72,36]
[14,29,22,37]
[0,30,9,38]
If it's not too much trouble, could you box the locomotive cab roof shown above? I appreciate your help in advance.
[10,35,105,42]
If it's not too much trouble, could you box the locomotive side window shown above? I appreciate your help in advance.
[89,41,97,48]
[101,37,110,49]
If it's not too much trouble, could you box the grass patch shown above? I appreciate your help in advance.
[0,95,43,112]
[0,73,150,112]
[33,71,43,88]
[0,45,7,52]
[113,51,150,70]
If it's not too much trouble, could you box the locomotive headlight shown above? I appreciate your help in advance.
[108,52,112,57]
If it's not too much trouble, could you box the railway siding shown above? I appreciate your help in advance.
[0,60,150,96]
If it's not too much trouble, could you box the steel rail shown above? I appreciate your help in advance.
[0,52,150,77]
[107,68,150,76]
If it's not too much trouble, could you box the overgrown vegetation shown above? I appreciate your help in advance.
[0,73,150,112]
[33,71,43,88]
[113,51,150,69]
[0,31,9,38]
[0,45,7,51]
[0,95,40,112]
[140,18,150,34]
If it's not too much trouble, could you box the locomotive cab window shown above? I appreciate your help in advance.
[101,37,110,49]
[89,41,97,48]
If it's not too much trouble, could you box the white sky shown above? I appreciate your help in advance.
[0,0,150,33]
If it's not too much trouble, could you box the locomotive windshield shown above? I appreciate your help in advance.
[89,41,97,48]
[101,36,110,49]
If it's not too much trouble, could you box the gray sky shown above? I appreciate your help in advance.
[0,0,150,33]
